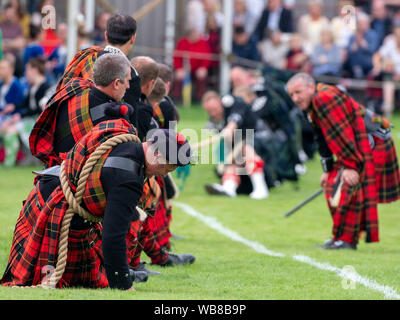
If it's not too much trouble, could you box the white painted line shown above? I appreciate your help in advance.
[174,202,284,257]
[174,201,400,300]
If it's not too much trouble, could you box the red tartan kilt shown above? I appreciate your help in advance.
[372,136,400,203]
[325,170,379,245]
[126,220,142,267]
[152,199,171,248]
[55,224,108,288]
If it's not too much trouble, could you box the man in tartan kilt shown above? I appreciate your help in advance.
[1,118,193,290]
[56,14,141,123]
[287,73,400,250]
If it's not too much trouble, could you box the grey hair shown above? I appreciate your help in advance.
[286,72,316,89]
[93,53,131,87]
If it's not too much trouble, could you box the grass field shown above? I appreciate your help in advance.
[0,106,400,300]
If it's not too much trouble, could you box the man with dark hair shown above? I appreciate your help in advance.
[1,119,194,290]
[56,14,141,115]
[287,73,400,250]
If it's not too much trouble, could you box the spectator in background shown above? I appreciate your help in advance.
[172,28,212,102]
[344,12,379,78]
[253,0,294,43]
[298,0,329,55]
[0,54,25,166]
[0,54,24,120]
[232,25,260,66]
[233,0,259,35]
[205,1,222,89]
[7,0,31,39]
[0,3,25,76]
[93,12,110,46]
[311,28,343,77]
[46,22,68,84]
[330,0,356,49]
[23,23,44,67]
[258,29,288,69]
[286,33,310,72]
[372,23,400,117]
[186,0,207,35]
[370,0,392,48]
[1,57,49,166]
[39,0,61,57]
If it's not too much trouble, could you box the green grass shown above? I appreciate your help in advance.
[0,107,400,300]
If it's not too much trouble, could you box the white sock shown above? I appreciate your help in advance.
[222,180,238,197]
[249,172,269,199]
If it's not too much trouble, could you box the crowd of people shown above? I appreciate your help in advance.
[173,0,400,117]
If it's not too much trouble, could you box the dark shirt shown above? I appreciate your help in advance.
[222,95,258,135]
[54,86,117,155]
[38,141,145,290]
[159,96,179,129]
[133,94,159,141]
[16,82,50,118]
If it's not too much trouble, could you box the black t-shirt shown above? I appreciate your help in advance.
[222,95,258,134]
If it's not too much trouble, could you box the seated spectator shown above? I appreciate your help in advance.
[330,0,356,49]
[185,0,207,35]
[372,23,400,117]
[370,0,392,48]
[258,30,288,69]
[6,0,31,38]
[0,54,25,167]
[253,0,294,43]
[23,23,44,67]
[46,22,68,85]
[205,5,221,88]
[311,28,343,77]
[93,12,111,46]
[232,25,260,66]
[1,57,49,166]
[233,0,259,35]
[344,12,379,78]
[0,3,26,77]
[298,0,330,55]
[286,33,311,72]
[39,0,62,57]
[172,28,212,103]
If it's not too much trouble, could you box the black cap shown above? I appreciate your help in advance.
[147,129,192,166]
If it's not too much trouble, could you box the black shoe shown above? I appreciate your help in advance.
[135,262,161,276]
[129,268,149,283]
[162,253,195,267]
[325,240,357,250]
[316,238,334,249]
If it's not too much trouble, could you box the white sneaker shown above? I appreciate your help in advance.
[249,172,269,199]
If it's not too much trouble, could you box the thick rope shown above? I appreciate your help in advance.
[43,133,141,288]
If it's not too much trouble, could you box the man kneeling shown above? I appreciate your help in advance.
[0,119,193,290]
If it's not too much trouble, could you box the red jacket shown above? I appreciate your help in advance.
[173,36,212,72]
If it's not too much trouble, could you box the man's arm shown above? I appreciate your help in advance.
[101,167,142,290]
